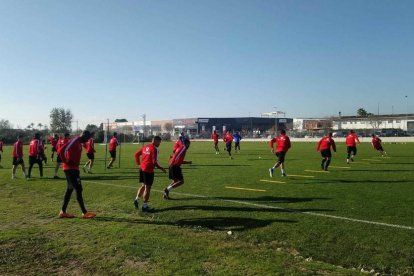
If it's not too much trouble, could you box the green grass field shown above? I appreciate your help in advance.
[1,141,413,275]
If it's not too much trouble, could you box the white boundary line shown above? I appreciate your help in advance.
[84,180,414,231]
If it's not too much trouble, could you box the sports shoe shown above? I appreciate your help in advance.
[141,206,154,213]
[82,167,87,173]
[59,211,75,219]
[281,173,287,177]
[11,175,16,180]
[82,212,96,219]
[53,175,60,179]
[133,199,139,209]
[269,168,274,177]
[163,188,170,199]
[346,159,349,164]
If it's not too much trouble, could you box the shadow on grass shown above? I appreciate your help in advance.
[171,195,330,204]
[82,175,138,181]
[95,216,296,231]
[189,164,251,167]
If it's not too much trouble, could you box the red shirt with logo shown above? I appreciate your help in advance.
[317,136,336,151]
[345,133,360,147]
[270,134,291,153]
[169,143,188,166]
[211,133,219,142]
[59,137,83,171]
[13,140,23,158]
[29,138,40,157]
[135,143,160,173]
[109,137,119,151]
[371,136,382,148]
[57,137,69,152]
[83,138,95,154]
[223,133,233,145]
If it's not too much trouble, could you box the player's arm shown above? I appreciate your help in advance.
[154,150,166,173]
[269,138,275,152]
[134,149,142,166]
[316,139,322,151]
[332,140,337,152]
[182,160,192,165]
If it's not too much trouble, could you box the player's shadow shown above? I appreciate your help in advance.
[189,164,251,167]
[346,169,413,172]
[172,195,330,204]
[82,175,138,181]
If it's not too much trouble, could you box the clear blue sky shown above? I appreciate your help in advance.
[0,0,412,129]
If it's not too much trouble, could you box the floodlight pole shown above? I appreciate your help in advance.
[273,106,278,134]
[104,118,109,170]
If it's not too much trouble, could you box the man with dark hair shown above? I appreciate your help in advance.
[58,130,96,219]
[54,133,70,179]
[223,131,234,159]
[317,133,337,171]
[345,130,360,164]
[269,129,291,177]
[163,139,192,199]
[48,134,59,161]
[211,130,220,154]
[83,132,96,173]
[28,133,43,178]
[12,135,28,179]
[107,132,119,169]
[371,134,386,156]
[134,136,166,212]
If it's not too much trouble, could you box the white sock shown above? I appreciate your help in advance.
[281,169,285,174]
[167,185,173,192]
[135,196,139,201]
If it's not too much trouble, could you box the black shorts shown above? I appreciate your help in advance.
[226,143,232,152]
[276,151,287,163]
[139,170,154,186]
[235,142,240,148]
[320,149,332,158]
[29,155,42,165]
[57,154,62,163]
[52,147,57,152]
[347,146,357,155]
[110,150,116,158]
[12,157,24,166]
[374,145,384,151]
[87,153,95,160]
[169,166,183,181]
[64,169,82,190]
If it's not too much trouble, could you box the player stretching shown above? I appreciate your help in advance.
[345,130,360,164]
[223,131,234,159]
[134,136,166,212]
[48,134,59,161]
[163,138,192,199]
[269,129,291,177]
[371,134,386,156]
[317,133,336,171]
[211,130,220,154]
[107,132,119,169]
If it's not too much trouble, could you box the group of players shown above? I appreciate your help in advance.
[0,128,386,218]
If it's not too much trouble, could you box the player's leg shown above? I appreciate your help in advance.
[28,156,35,178]
[38,158,43,177]
[60,170,75,218]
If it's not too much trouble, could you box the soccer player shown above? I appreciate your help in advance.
[58,130,96,219]
[211,130,220,154]
[107,132,119,169]
[371,134,386,156]
[345,130,360,164]
[269,129,291,177]
[54,133,70,179]
[0,137,3,168]
[83,132,96,173]
[48,134,59,161]
[28,133,43,178]
[133,136,166,212]
[39,139,47,165]
[163,138,192,200]
[223,131,234,159]
[317,133,337,171]
[233,132,242,153]
[12,135,28,179]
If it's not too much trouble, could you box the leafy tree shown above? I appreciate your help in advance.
[50,108,73,133]
[357,108,369,117]
[115,119,128,122]
[0,119,12,130]
[163,122,173,133]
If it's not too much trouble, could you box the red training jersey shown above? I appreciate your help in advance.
[169,143,188,166]
[13,140,23,158]
[345,133,360,147]
[317,136,336,152]
[223,133,233,144]
[83,138,95,154]
[59,137,83,171]
[211,133,219,142]
[135,143,160,173]
[109,137,119,151]
[49,137,59,149]
[57,137,69,153]
[270,134,291,153]
[371,136,382,148]
[173,138,183,153]
[29,138,40,157]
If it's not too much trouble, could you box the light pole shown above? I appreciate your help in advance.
[406,96,408,131]
[273,106,278,134]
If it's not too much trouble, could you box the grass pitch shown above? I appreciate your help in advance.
[1,141,413,275]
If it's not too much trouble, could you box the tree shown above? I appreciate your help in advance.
[50,108,73,133]
[115,119,128,122]
[357,108,369,117]
[0,119,12,130]
[163,122,173,133]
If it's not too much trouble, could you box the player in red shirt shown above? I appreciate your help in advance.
[0,137,3,168]
[54,133,70,179]
[12,135,28,179]
[211,130,220,154]
[269,129,291,177]
[163,138,192,199]
[58,130,96,219]
[223,131,234,159]
[28,133,43,178]
[48,134,59,161]
[107,132,119,169]
[82,132,96,173]
[317,133,337,171]
[345,130,360,164]
[133,136,166,212]
[371,134,386,156]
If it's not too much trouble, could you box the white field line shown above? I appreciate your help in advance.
[225,186,266,192]
[329,166,351,169]
[84,180,414,231]
[260,179,287,184]
[362,159,382,162]
[305,170,330,173]
[285,174,315,178]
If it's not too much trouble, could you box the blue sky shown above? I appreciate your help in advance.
[0,0,412,128]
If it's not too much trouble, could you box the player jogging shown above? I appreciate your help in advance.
[107,132,119,169]
[58,130,96,219]
[269,129,291,177]
[317,133,337,171]
[11,135,28,179]
[345,130,360,164]
[28,133,43,178]
[48,134,59,161]
[163,138,192,200]
[233,132,242,153]
[223,131,234,159]
[211,130,220,154]
[83,132,96,173]
[133,136,166,212]
[371,134,386,156]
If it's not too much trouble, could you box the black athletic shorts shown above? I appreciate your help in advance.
[320,149,332,158]
[276,151,287,163]
[347,146,357,155]
[139,170,154,186]
[57,154,62,163]
[110,150,116,158]
[226,143,232,152]
[29,155,42,165]
[169,165,183,181]
[87,153,95,160]
[374,145,384,151]
[12,157,24,166]
[64,169,82,191]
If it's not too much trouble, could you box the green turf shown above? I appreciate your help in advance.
[1,141,413,275]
